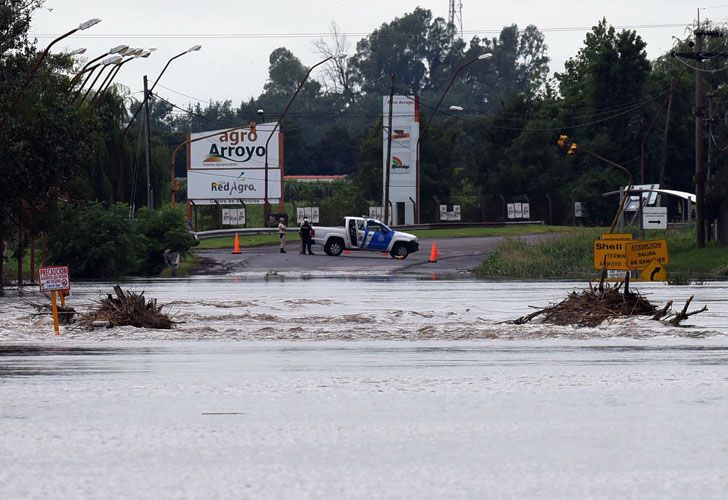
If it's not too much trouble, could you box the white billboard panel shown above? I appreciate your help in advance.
[383,95,419,224]
[189,122,280,169]
[187,168,281,204]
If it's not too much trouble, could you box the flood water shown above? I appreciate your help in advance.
[1,278,727,498]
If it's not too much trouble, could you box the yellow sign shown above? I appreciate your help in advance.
[600,233,633,240]
[639,260,668,281]
[626,239,669,269]
[593,239,630,270]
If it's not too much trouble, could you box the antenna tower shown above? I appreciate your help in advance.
[448,0,463,42]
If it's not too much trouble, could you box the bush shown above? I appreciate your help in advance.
[47,203,197,278]
[47,202,143,278]
[134,205,199,275]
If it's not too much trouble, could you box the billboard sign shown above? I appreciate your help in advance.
[187,168,281,204]
[189,123,280,169]
[383,95,419,224]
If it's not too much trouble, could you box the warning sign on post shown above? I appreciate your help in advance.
[625,239,669,269]
[593,239,630,270]
[38,266,70,292]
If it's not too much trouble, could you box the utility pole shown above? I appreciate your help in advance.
[143,75,154,210]
[673,26,725,248]
[707,91,714,241]
[694,29,705,248]
[383,74,395,225]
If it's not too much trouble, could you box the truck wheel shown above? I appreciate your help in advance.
[324,238,345,256]
[390,242,409,259]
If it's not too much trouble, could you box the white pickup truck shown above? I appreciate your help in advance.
[312,216,420,259]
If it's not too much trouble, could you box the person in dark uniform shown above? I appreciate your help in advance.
[299,217,314,255]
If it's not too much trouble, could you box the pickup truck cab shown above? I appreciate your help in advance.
[313,216,419,259]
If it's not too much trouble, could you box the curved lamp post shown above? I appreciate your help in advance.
[78,47,142,104]
[117,45,201,206]
[68,54,124,97]
[0,17,101,129]
[413,52,491,223]
[122,45,201,138]
[263,52,347,223]
[68,45,128,96]
[92,49,154,104]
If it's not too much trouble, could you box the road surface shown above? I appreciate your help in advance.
[194,234,553,277]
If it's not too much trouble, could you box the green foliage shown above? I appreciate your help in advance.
[133,205,200,275]
[475,225,728,280]
[46,203,197,278]
[47,203,142,278]
[474,230,600,279]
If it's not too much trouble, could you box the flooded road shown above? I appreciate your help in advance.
[1,279,727,498]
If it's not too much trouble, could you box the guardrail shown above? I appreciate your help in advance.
[193,220,545,240]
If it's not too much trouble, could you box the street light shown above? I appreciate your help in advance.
[77,48,141,104]
[114,45,201,208]
[413,52,492,223]
[0,17,101,129]
[73,54,127,103]
[262,53,347,223]
[122,45,202,139]
[92,49,154,103]
[67,45,128,95]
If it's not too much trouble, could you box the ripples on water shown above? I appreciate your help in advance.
[1,278,726,341]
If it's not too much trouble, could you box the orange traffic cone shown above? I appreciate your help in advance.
[428,242,439,263]
[231,232,241,254]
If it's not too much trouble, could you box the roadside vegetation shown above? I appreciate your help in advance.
[474,225,728,281]
[2,203,198,282]
[194,224,574,250]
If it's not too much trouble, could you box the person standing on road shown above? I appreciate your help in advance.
[299,217,314,255]
[278,217,287,253]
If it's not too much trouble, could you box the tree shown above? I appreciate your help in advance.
[348,8,434,96]
[312,21,354,105]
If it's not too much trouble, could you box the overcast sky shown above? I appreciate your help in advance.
[30,0,720,109]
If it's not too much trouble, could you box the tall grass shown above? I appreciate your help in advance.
[474,225,728,280]
[474,229,600,279]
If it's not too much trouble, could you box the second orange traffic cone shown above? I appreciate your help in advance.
[428,242,439,263]
[231,232,241,254]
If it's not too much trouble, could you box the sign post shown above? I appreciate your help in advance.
[38,266,71,335]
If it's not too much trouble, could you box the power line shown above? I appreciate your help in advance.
[32,23,690,40]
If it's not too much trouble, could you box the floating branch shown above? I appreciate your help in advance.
[512,276,706,328]
[78,285,176,330]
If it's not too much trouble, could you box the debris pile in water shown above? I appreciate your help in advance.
[513,272,707,327]
[78,285,175,330]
